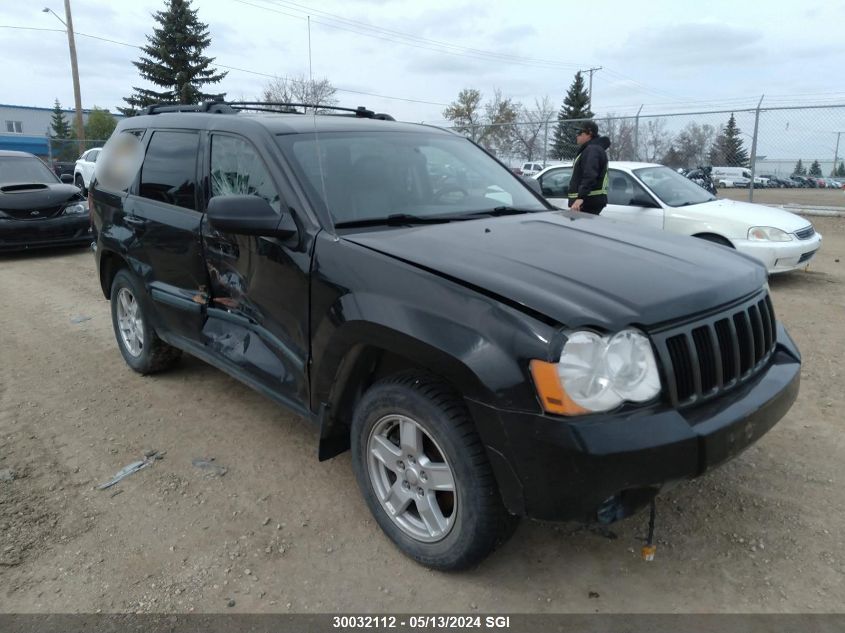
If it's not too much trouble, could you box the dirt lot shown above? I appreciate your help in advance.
[1,218,844,614]
[718,187,845,208]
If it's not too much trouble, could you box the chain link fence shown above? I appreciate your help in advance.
[441,102,845,207]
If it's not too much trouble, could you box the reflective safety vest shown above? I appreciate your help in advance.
[567,153,609,199]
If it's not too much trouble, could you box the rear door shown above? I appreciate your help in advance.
[199,131,311,411]
[123,129,208,343]
[601,169,664,230]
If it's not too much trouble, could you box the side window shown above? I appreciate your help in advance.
[539,168,572,197]
[607,170,652,206]
[139,131,199,210]
[90,150,100,163]
[210,135,281,213]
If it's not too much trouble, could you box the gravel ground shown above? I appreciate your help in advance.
[1,217,843,614]
[718,187,845,208]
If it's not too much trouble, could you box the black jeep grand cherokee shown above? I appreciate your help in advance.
[90,102,800,570]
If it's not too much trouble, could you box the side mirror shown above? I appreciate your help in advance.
[207,195,296,238]
[630,196,658,208]
[521,176,542,196]
[61,174,74,184]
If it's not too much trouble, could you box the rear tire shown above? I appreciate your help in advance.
[110,269,181,374]
[74,174,86,195]
[351,372,518,570]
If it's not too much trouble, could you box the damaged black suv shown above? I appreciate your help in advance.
[90,102,800,570]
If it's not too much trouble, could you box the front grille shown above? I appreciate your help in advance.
[0,205,65,220]
[798,250,817,263]
[653,291,777,408]
[794,226,815,240]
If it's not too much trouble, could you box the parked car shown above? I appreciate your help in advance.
[519,161,545,177]
[74,147,103,193]
[712,166,752,188]
[790,175,813,188]
[535,161,822,274]
[52,160,76,182]
[0,150,92,251]
[90,103,801,570]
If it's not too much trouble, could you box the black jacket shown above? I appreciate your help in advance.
[568,136,611,200]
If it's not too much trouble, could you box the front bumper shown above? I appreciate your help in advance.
[468,324,801,522]
[0,215,93,252]
[735,232,823,273]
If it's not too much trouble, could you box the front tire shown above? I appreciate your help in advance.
[109,269,181,374]
[351,372,517,570]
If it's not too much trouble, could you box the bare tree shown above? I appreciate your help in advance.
[512,96,555,162]
[640,118,671,163]
[261,75,338,113]
[480,89,519,157]
[673,122,717,169]
[602,115,636,161]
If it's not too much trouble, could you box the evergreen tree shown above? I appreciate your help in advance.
[550,72,593,160]
[50,99,72,139]
[809,160,822,177]
[709,113,748,167]
[837,161,845,178]
[793,159,806,176]
[120,0,227,115]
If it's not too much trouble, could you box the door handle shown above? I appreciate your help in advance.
[124,216,148,229]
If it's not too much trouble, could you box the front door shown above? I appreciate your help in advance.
[601,169,664,230]
[199,132,312,410]
[537,167,572,209]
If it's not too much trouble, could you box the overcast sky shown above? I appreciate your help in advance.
[2,0,845,159]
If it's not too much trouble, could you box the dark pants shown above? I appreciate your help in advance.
[569,194,607,215]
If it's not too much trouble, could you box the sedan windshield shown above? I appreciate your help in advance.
[277,131,548,228]
[0,156,59,186]
[634,166,716,207]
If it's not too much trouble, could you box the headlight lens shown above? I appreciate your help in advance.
[62,201,88,216]
[532,328,662,415]
[748,226,792,242]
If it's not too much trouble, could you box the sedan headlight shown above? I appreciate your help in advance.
[531,329,662,415]
[748,226,792,242]
[62,201,88,216]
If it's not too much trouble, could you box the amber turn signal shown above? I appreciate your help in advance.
[529,360,589,416]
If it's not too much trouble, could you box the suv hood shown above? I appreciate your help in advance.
[344,211,767,330]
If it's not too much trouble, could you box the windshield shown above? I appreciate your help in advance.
[0,156,59,186]
[276,131,548,228]
[634,165,716,207]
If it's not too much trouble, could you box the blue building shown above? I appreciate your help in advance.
[0,103,122,159]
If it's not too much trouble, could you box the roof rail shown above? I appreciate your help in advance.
[142,99,235,115]
[227,102,395,120]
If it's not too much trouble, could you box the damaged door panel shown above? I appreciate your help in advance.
[200,133,311,402]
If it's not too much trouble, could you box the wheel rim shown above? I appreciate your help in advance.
[116,287,144,357]
[367,414,457,543]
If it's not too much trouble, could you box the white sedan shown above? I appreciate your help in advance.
[535,161,823,274]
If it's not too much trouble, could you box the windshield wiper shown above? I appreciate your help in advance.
[334,213,458,228]
[454,206,538,219]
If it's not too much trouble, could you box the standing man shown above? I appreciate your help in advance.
[568,121,610,215]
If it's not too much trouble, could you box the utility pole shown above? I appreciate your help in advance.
[833,132,842,177]
[44,3,85,154]
[748,94,764,203]
[579,66,602,112]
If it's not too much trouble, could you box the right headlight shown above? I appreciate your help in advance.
[748,226,792,242]
[531,328,662,416]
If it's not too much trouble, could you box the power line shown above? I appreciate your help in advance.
[0,24,448,107]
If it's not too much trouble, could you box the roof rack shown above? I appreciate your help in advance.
[140,100,395,121]
[227,102,395,120]
[141,99,234,116]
